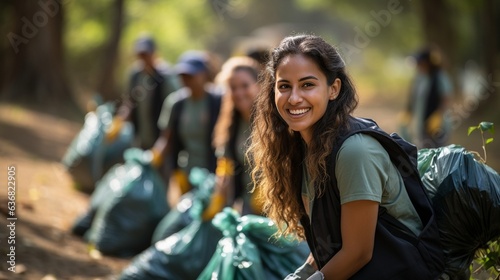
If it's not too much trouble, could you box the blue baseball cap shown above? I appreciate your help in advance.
[134,35,156,54]
[175,51,208,75]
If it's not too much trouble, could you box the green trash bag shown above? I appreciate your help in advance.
[241,216,310,279]
[197,208,265,280]
[62,101,134,193]
[82,148,169,257]
[119,168,223,280]
[150,168,215,244]
[418,144,500,279]
[150,192,194,244]
[198,208,310,280]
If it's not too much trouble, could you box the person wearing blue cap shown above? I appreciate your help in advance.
[149,50,222,202]
[106,35,181,150]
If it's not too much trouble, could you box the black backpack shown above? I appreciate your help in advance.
[299,117,445,279]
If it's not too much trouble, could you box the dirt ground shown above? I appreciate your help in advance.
[0,99,498,279]
[0,104,129,280]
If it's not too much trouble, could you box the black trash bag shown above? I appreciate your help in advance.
[243,219,310,280]
[83,148,169,257]
[150,192,194,244]
[150,168,215,244]
[197,208,266,280]
[72,210,95,237]
[120,168,223,280]
[71,157,123,237]
[418,144,500,279]
[62,102,134,192]
[198,208,310,280]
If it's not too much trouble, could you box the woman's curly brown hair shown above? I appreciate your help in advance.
[247,34,358,238]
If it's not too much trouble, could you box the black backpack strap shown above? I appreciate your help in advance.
[352,130,433,225]
[330,117,432,225]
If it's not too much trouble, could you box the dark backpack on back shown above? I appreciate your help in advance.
[299,117,445,279]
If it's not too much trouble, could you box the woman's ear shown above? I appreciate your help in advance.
[328,78,341,100]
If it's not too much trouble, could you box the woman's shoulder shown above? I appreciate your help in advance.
[335,133,390,164]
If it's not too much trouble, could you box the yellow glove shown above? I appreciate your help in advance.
[426,111,442,135]
[216,157,234,177]
[106,117,123,142]
[149,148,164,168]
[173,169,190,194]
[202,193,226,221]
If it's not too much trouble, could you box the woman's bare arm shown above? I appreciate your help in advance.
[320,200,379,279]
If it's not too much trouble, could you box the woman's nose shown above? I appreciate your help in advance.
[288,87,303,105]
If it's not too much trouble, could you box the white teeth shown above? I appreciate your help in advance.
[289,108,310,115]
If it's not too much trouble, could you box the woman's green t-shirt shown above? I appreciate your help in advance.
[302,133,423,236]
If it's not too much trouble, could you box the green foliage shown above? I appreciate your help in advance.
[468,122,495,164]
[64,0,220,92]
[473,239,500,279]
[467,122,499,279]
[468,122,495,136]
[123,0,218,61]
[65,0,115,55]
[468,122,498,279]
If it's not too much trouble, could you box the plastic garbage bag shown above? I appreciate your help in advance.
[417,144,500,278]
[242,217,310,279]
[198,208,310,280]
[197,208,265,280]
[82,148,169,257]
[150,192,194,244]
[62,102,133,192]
[150,168,215,244]
[119,168,223,280]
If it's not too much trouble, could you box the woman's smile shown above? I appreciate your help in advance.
[288,107,311,116]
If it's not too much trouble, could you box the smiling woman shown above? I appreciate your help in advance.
[247,34,445,279]
[274,54,341,144]
[248,35,358,224]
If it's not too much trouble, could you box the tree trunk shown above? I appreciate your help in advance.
[475,0,499,116]
[418,0,458,78]
[96,0,125,101]
[4,0,74,107]
[0,2,14,94]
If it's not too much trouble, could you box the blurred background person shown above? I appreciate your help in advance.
[202,56,263,220]
[400,46,453,148]
[152,50,222,204]
[106,34,181,149]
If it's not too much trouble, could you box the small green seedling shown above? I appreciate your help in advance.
[468,122,494,164]
[468,122,498,279]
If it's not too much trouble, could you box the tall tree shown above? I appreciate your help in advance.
[418,0,458,63]
[3,0,74,107]
[96,0,124,101]
[477,0,499,115]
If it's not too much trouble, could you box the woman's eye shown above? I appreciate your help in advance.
[278,84,290,89]
[303,82,314,88]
